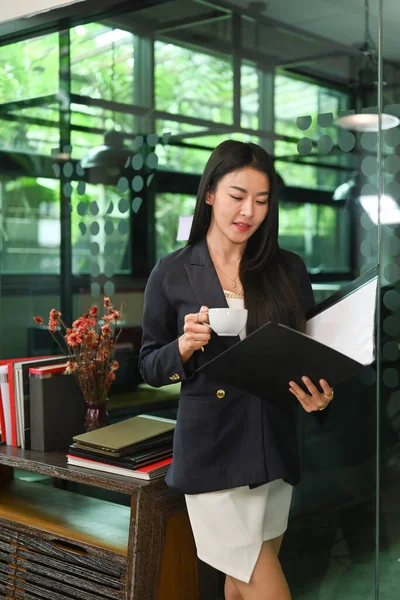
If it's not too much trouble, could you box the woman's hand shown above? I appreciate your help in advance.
[178,306,212,364]
[288,377,334,413]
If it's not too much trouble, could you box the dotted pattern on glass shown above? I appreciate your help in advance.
[338,130,356,153]
[132,197,143,213]
[294,113,382,391]
[383,290,400,311]
[297,137,313,156]
[295,112,339,163]
[383,341,399,362]
[383,368,398,389]
[296,116,312,131]
[64,134,170,301]
[381,104,400,394]
[360,132,377,152]
[317,135,333,154]
[359,366,377,386]
[104,262,115,278]
[317,113,333,128]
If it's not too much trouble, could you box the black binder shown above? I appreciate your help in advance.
[197,266,378,398]
[197,322,362,398]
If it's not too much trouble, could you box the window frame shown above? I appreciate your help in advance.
[0,0,358,301]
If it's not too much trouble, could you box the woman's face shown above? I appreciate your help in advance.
[207,167,270,244]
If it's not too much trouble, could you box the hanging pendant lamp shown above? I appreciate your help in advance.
[336,0,399,132]
[80,130,132,183]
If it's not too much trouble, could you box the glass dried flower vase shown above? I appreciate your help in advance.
[84,399,109,432]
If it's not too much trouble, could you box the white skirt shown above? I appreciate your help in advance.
[185,478,293,584]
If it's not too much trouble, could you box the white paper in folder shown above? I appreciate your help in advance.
[306,275,378,366]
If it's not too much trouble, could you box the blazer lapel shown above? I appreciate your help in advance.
[184,238,240,350]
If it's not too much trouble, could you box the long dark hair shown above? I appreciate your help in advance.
[188,140,305,334]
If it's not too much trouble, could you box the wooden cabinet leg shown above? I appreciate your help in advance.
[126,484,214,600]
[126,486,163,600]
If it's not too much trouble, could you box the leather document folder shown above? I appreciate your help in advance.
[73,414,175,454]
[72,431,174,458]
[68,444,173,469]
[197,267,378,398]
[197,322,362,399]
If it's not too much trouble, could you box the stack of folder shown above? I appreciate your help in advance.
[66,414,175,480]
[0,355,66,448]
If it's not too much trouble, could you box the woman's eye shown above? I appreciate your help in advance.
[230,195,243,200]
[256,200,268,205]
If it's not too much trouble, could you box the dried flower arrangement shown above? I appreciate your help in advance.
[34,297,123,430]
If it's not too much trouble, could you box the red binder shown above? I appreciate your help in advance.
[0,356,54,447]
[0,386,5,444]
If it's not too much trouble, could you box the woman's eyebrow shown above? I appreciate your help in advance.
[229,185,270,196]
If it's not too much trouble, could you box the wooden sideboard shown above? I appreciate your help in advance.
[0,447,220,600]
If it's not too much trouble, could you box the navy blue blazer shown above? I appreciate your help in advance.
[139,238,315,494]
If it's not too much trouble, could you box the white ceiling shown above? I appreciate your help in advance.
[0,0,85,24]
[124,0,393,87]
[229,0,397,61]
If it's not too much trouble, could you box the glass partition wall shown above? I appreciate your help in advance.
[0,0,398,598]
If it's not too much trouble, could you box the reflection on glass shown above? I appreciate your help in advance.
[275,75,348,141]
[279,202,350,273]
[72,182,130,275]
[360,195,400,225]
[155,193,196,259]
[1,177,60,274]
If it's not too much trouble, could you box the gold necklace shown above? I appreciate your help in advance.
[224,289,244,299]
[208,247,243,290]
[214,263,239,288]
[213,260,239,289]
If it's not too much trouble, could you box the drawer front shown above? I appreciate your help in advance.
[16,548,124,592]
[0,529,18,554]
[13,577,91,600]
[0,526,126,600]
[10,557,124,600]
[0,527,18,598]
[18,532,126,578]
[12,570,122,600]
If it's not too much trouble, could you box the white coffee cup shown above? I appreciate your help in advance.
[206,308,248,337]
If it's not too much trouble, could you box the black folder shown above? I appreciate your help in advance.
[197,322,363,398]
[68,444,173,469]
[197,266,378,398]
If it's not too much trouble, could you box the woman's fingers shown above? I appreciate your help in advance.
[289,377,333,412]
[184,322,211,335]
[288,381,312,411]
[198,306,210,324]
[301,376,319,396]
[319,379,333,397]
[183,307,212,351]
[189,333,211,342]
[184,307,209,325]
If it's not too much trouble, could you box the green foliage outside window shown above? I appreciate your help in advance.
[155,42,233,124]
[0,33,59,103]
[0,23,350,275]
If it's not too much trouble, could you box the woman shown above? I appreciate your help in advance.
[139,140,333,600]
